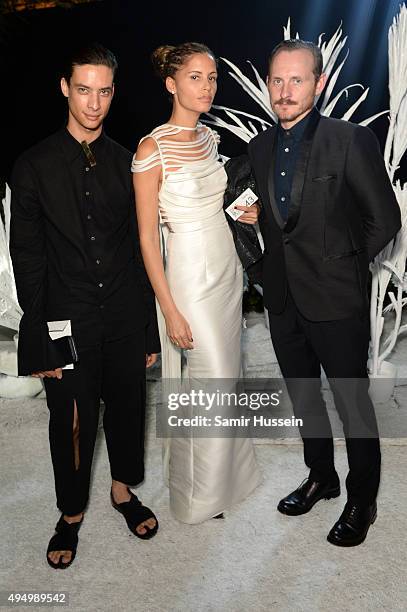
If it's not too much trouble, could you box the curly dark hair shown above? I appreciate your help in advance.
[151,42,217,81]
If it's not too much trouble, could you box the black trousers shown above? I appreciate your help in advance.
[268,290,380,505]
[44,331,146,516]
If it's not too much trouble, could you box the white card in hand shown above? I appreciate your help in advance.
[225,187,258,221]
[47,320,74,370]
[47,320,72,339]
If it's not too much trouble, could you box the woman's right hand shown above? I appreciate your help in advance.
[165,309,194,350]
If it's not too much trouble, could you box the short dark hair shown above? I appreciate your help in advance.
[62,42,118,84]
[268,39,323,80]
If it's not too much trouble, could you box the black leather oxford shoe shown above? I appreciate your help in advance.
[277,478,341,516]
[327,501,377,547]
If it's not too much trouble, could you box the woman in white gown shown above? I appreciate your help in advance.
[132,42,261,523]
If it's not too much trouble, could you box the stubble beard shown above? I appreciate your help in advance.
[273,98,314,126]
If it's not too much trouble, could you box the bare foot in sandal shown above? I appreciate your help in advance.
[111,481,158,538]
[47,512,84,569]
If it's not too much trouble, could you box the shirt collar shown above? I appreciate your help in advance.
[59,126,107,164]
[277,106,317,142]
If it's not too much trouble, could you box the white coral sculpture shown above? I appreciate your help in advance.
[205,8,407,377]
[205,18,388,139]
[0,184,23,331]
[370,4,407,376]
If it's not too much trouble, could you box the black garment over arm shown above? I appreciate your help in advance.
[10,128,160,376]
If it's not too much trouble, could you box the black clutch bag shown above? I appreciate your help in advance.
[50,336,79,365]
[223,155,263,284]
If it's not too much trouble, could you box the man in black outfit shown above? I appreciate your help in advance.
[10,43,160,569]
[248,39,401,546]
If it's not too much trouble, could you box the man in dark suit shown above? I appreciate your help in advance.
[248,39,401,546]
[10,43,160,569]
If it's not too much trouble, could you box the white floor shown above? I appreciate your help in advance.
[1,313,406,612]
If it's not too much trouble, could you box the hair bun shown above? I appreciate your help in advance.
[151,42,216,82]
[151,45,175,79]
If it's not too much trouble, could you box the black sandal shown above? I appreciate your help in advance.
[46,514,83,570]
[110,488,159,540]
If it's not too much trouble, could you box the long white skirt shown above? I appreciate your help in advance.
[163,220,262,523]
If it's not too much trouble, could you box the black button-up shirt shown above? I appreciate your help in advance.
[274,110,313,221]
[10,128,159,375]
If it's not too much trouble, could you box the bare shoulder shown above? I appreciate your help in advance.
[132,135,162,177]
[134,136,159,160]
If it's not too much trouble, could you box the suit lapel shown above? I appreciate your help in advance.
[284,108,321,233]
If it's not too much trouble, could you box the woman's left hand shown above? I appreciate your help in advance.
[235,203,260,225]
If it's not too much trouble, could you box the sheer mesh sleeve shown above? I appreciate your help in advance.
[132,124,219,178]
[131,136,162,173]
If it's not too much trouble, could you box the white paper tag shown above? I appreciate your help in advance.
[47,320,74,370]
[47,320,72,339]
[225,187,258,221]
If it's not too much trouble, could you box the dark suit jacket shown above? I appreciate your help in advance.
[248,109,401,320]
[10,129,160,376]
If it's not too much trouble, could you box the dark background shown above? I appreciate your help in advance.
[1,0,405,182]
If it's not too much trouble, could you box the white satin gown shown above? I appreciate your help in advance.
[132,123,261,523]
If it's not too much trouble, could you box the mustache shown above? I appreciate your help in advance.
[275,99,297,105]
